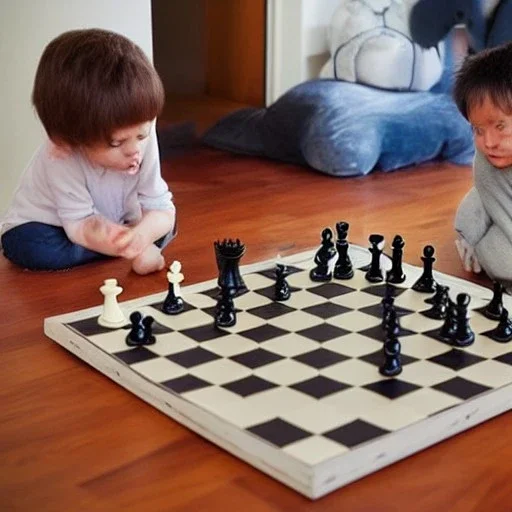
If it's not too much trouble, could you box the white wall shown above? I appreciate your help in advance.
[266,0,340,104]
[0,0,154,214]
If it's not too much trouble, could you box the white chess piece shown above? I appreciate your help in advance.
[98,278,127,328]
[167,261,184,297]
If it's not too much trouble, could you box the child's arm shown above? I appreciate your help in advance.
[113,209,175,259]
[63,215,130,256]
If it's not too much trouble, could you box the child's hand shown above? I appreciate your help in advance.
[112,228,151,260]
[455,237,482,273]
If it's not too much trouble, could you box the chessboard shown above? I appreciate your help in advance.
[43,244,512,499]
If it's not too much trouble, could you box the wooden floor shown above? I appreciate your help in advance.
[2,147,511,511]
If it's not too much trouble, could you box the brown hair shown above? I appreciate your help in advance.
[454,41,512,120]
[32,28,164,147]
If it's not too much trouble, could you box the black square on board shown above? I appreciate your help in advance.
[167,347,221,368]
[308,282,356,299]
[291,375,350,399]
[222,375,278,397]
[359,350,418,368]
[364,379,420,399]
[161,374,211,394]
[360,284,407,298]
[495,352,512,366]
[238,324,289,343]
[247,418,312,448]
[433,377,492,400]
[293,348,348,369]
[428,349,485,371]
[297,323,349,342]
[358,324,416,342]
[181,324,230,342]
[67,317,122,337]
[247,302,297,320]
[302,303,351,319]
[114,347,159,365]
[230,348,284,369]
[257,265,303,280]
[323,419,390,448]
[359,303,414,319]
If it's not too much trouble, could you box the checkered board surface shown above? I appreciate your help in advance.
[44,246,512,499]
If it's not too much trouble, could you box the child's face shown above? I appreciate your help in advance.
[468,95,512,169]
[83,122,152,174]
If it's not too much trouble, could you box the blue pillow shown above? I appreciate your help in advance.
[202,79,474,177]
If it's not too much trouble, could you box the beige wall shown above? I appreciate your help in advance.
[0,0,154,214]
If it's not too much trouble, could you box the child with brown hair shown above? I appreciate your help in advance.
[454,40,512,287]
[0,29,176,274]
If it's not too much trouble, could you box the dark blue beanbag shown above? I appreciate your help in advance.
[202,79,474,177]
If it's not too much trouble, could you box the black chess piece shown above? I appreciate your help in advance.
[214,238,248,296]
[483,281,504,320]
[141,315,156,345]
[162,281,184,315]
[488,308,512,343]
[379,335,402,377]
[425,284,449,305]
[452,293,475,347]
[275,263,291,301]
[412,245,438,293]
[215,286,237,328]
[386,235,406,284]
[365,234,385,283]
[310,227,337,281]
[422,286,448,320]
[437,303,457,342]
[126,311,155,346]
[333,221,354,279]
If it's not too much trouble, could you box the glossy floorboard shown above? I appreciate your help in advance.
[2,148,511,511]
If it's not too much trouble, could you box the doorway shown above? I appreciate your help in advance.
[152,0,266,136]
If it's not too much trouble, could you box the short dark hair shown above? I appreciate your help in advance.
[453,41,512,120]
[32,29,165,147]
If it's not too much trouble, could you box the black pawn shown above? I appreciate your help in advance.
[483,281,504,320]
[141,315,156,345]
[384,307,401,339]
[452,293,475,347]
[422,286,448,320]
[438,303,457,342]
[379,335,402,377]
[488,308,512,343]
[365,234,385,283]
[310,227,337,281]
[412,245,438,293]
[126,311,150,347]
[386,235,406,284]
[215,286,237,328]
[275,263,291,301]
[425,284,449,305]
[162,282,184,315]
[333,221,354,279]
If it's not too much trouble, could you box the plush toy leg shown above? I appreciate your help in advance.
[410,0,486,51]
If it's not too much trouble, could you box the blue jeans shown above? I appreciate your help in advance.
[1,222,173,271]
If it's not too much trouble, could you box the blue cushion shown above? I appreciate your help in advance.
[202,79,474,177]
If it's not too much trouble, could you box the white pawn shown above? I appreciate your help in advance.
[98,278,127,328]
[167,260,184,297]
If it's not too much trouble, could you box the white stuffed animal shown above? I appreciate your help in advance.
[320,0,445,91]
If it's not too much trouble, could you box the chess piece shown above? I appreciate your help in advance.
[365,234,385,283]
[126,311,155,346]
[412,245,438,293]
[386,234,406,284]
[214,238,248,296]
[452,293,475,347]
[438,303,457,342]
[422,285,448,320]
[483,281,504,320]
[333,221,354,279]
[98,278,127,328]
[163,260,185,315]
[275,263,291,301]
[379,334,402,377]
[425,284,449,305]
[488,307,512,343]
[215,285,237,328]
[142,315,156,345]
[310,227,337,281]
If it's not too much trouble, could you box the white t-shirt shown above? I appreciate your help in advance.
[1,130,175,242]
